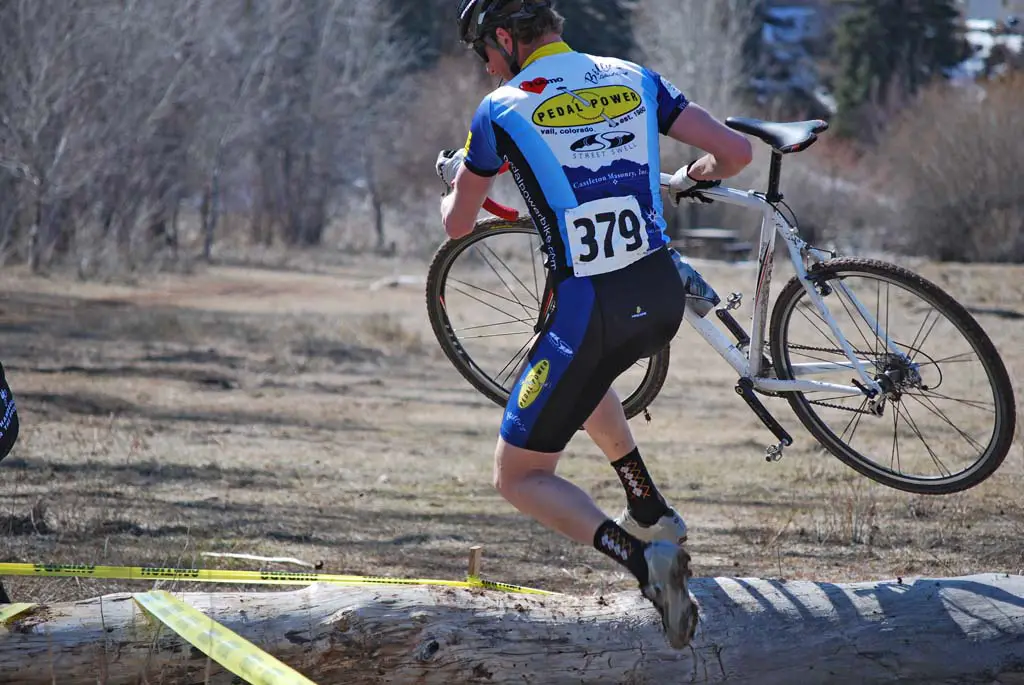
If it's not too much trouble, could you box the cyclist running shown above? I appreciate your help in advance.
[435,0,752,648]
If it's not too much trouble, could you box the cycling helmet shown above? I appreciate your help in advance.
[457,0,552,75]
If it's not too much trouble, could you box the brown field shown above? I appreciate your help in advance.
[1,251,1022,606]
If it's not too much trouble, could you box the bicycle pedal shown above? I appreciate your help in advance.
[765,443,784,463]
[725,292,743,311]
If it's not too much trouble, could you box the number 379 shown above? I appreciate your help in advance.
[572,209,644,263]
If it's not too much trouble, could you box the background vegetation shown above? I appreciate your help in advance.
[0,0,1020,275]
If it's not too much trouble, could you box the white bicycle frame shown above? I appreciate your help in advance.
[659,172,897,399]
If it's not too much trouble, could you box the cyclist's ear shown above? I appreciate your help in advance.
[493,28,514,55]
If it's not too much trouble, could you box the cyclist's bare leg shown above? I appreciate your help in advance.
[493,436,660,591]
[583,387,636,459]
[493,437,605,544]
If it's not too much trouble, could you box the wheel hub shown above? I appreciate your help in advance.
[868,353,924,414]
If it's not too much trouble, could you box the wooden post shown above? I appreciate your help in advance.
[466,545,483,579]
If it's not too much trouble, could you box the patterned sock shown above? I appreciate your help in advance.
[593,519,649,586]
[611,448,669,526]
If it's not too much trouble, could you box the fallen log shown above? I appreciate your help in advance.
[2,573,1023,684]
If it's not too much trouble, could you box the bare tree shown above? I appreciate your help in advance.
[632,1,762,237]
[0,0,104,270]
[0,0,415,271]
[633,0,759,121]
[245,0,413,249]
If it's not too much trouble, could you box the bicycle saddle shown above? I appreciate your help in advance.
[725,117,829,154]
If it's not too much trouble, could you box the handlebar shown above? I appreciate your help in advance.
[481,161,521,221]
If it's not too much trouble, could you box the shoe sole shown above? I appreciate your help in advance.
[663,548,698,649]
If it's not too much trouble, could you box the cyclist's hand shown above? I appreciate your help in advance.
[669,163,720,206]
[435,148,465,194]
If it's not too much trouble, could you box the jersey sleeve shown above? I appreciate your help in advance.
[644,68,690,135]
[462,96,503,177]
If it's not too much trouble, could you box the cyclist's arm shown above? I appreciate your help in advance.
[442,168,495,239]
[444,97,503,239]
[666,104,753,180]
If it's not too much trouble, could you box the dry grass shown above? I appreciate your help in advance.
[0,254,1022,609]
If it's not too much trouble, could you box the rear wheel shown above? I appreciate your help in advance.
[769,258,1016,494]
[425,218,671,420]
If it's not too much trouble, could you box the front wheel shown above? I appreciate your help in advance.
[425,218,671,420]
[769,258,1016,494]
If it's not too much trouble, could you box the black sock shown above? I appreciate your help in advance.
[611,447,669,526]
[593,519,649,586]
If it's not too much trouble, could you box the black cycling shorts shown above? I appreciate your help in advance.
[500,247,686,453]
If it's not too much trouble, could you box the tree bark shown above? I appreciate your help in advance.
[2,574,1023,684]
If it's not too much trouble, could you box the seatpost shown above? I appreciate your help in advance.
[766,151,784,203]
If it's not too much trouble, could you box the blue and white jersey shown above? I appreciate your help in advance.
[463,42,689,278]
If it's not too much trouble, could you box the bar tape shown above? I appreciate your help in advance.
[134,590,317,685]
[0,562,559,596]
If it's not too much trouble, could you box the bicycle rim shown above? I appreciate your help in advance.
[770,258,1015,494]
[426,219,669,420]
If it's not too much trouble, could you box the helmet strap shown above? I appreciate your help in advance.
[494,19,522,76]
[501,39,522,76]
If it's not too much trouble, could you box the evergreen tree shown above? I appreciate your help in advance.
[386,0,638,68]
[558,0,637,58]
[831,0,967,137]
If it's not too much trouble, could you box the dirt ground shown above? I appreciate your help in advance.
[1,250,1022,605]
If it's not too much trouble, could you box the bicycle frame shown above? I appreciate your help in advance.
[659,174,891,398]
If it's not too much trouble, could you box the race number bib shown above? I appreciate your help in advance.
[564,196,650,277]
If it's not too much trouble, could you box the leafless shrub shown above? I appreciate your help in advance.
[872,74,1024,262]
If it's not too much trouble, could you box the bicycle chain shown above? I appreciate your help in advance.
[759,342,881,415]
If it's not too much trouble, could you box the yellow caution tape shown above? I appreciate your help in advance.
[0,602,36,624]
[134,590,317,685]
[0,563,558,596]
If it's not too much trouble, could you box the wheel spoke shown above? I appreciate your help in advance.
[796,303,839,347]
[906,388,993,413]
[895,402,953,477]
[836,396,870,444]
[476,244,537,315]
[496,336,535,388]
[912,310,944,360]
[891,401,902,473]
[450,278,540,314]
[904,393,987,455]
[460,331,533,341]
[884,281,892,357]
[906,308,942,363]
[915,350,978,366]
[457,319,536,333]
[873,281,882,360]
[482,240,541,307]
[835,283,879,356]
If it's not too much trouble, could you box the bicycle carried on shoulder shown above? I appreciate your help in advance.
[426,117,1016,495]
